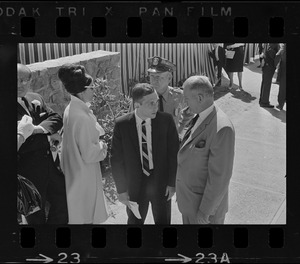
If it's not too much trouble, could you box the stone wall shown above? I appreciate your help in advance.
[27,50,121,116]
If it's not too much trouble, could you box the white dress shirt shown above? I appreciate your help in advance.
[135,110,154,170]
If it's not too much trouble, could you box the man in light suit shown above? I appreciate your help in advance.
[176,75,235,224]
[111,83,179,224]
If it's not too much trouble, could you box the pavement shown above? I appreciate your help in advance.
[103,58,286,225]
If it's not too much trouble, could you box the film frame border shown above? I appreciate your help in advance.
[1,1,299,263]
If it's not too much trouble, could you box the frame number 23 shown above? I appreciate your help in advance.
[58,253,80,263]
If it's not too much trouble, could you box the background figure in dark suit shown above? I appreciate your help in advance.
[17,64,68,224]
[259,43,281,108]
[257,43,264,68]
[209,43,226,86]
[111,83,179,224]
[276,44,286,110]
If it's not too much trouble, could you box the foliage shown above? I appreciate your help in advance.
[127,73,149,96]
[90,79,131,206]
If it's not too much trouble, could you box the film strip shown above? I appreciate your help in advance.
[1,1,299,263]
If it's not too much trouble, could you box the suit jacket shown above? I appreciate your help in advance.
[111,111,179,201]
[176,106,235,221]
[17,92,63,179]
[209,46,226,68]
[263,43,280,69]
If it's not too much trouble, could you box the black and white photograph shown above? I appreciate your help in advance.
[17,42,286,225]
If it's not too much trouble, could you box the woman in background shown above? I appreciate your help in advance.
[224,43,245,91]
[58,64,109,224]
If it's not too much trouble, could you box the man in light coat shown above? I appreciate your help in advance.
[176,75,235,224]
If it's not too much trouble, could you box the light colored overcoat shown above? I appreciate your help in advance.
[61,95,108,224]
[176,106,235,224]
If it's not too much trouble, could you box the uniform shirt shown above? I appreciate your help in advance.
[134,110,154,170]
[158,86,186,128]
[182,104,215,148]
[129,86,187,130]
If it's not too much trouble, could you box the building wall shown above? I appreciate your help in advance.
[19,43,223,93]
[26,50,121,116]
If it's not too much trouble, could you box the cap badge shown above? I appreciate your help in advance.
[153,57,159,66]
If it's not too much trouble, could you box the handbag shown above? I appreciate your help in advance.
[225,50,235,59]
[17,174,42,217]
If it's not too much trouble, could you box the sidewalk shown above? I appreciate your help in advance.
[103,60,286,225]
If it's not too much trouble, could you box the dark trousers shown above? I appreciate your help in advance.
[24,156,68,225]
[259,65,276,105]
[127,175,171,225]
[278,73,286,107]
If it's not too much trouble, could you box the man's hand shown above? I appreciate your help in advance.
[18,115,34,140]
[165,186,175,201]
[118,192,131,208]
[196,210,210,224]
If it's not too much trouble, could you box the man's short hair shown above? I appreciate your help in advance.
[17,63,32,81]
[131,83,155,104]
[184,75,214,97]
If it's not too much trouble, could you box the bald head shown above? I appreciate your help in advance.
[18,63,31,81]
[183,75,214,114]
[17,63,31,97]
[183,75,214,97]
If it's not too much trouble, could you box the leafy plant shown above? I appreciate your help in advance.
[90,79,131,207]
[127,73,149,96]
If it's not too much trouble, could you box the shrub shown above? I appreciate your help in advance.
[127,73,149,96]
[90,79,131,206]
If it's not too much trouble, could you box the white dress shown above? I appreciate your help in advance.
[61,95,108,224]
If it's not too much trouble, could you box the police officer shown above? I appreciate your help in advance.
[259,43,281,108]
[130,56,193,136]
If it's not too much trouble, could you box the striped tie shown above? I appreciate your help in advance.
[181,114,199,145]
[141,120,150,177]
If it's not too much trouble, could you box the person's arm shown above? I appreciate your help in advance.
[74,116,107,163]
[165,115,179,200]
[27,92,63,134]
[17,115,34,151]
[199,126,235,217]
[167,115,180,188]
[110,120,128,195]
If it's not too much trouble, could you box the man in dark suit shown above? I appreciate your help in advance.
[209,43,226,86]
[259,43,281,108]
[111,83,179,224]
[17,63,68,224]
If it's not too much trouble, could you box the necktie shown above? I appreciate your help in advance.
[159,95,164,112]
[141,121,150,176]
[181,114,199,145]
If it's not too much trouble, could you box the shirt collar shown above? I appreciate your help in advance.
[134,109,151,125]
[199,103,215,121]
[159,86,170,101]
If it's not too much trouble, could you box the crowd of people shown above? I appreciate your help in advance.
[209,43,245,91]
[17,43,285,225]
[209,43,286,110]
